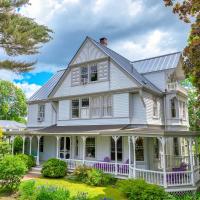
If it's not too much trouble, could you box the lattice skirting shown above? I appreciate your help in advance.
[169,190,195,197]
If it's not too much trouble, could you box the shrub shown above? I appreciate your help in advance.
[41,158,67,178]
[19,180,37,200]
[117,179,173,200]
[73,192,88,200]
[86,169,115,186]
[0,141,11,159]
[72,165,92,182]
[0,155,27,192]
[16,154,36,170]
[13,136,23,154]
[19,181,70,200]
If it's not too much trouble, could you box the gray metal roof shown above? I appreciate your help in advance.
[132,52,181,74]
[90,37,162,94]
[0,120,26,129]
[29,69,65,102]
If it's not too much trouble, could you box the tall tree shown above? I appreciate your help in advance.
[0,80,27,123]
[164,0,200,106]
[0,0,52,72]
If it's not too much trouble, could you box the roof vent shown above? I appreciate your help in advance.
[100,37,108,46]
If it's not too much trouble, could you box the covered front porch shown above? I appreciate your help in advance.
[6,125,200,192]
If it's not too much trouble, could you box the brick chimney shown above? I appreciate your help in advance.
[100,37,108,46]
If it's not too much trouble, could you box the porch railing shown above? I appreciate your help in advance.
[64,159,199,188]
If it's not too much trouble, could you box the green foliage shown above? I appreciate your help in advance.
[0,141,11,159]
[0,155,27,192]
[117,179,173,200]
[13,136,23,154]
[0,80,27,123]
[72,165,92,182]
[86,169,115,186]
[41,158,67,178]
[15,154,36,170]
[19,180,37,200]
[19,180,70,200]
[0,0,53,72]
[73,192,88,200]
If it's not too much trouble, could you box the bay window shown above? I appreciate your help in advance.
[72,99,79,118]
[86,137,95,158]
[171,97,177,118]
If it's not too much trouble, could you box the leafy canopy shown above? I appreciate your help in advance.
[163,0,200,107]
[0,80,27,123]
[0,0,53,72]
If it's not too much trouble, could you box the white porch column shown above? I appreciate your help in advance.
[22,136,26,154]
[128,136,131,178]
[112,136,120,176]
[81,136,87,164]
[56,136,60,159]
[29,136,32,155]
[11,136,15,155]
[36,136,41,166]
[188,137,195,186]
[131,136,138,178]
[160,137,167,188]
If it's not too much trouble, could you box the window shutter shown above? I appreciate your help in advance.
[97,61,108,81]
[71,67,80,86]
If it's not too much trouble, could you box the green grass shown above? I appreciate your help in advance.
[31,177,126,200]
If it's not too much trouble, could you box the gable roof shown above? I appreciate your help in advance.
[90,37,162,94]
[29,69,65,102]
[132,52,181,74]
[0,120,26,129]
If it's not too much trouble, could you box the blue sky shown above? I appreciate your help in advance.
[0,0,190,98]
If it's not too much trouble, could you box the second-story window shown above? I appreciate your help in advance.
[91,96,101,118]
[72,99,79,118]
[102,95,112,117]
[81,66,88,85]
[171,97,177,118]
[153,98,158,118]
[81,98,89,118]
[90,65,98,82]
[38,104,45,122]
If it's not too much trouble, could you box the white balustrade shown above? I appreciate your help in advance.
[194,166,200,184]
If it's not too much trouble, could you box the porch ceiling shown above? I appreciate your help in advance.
[4,124,200,138]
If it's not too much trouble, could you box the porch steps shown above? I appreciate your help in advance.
[29,166,42,175]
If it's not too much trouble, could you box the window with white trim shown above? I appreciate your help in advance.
[153,98,158,118]
[38,104,45,121]
[39,136,44,152]
[171,97,177,118]
[111,136,123,161]
[173,137,179,156]
[86,137,95,158]
[179,101,186,120]
[81,98,89,118]
[91,96,101,118]
[90,65,98,82]
[102,95,112,117]
[72,99,79,118]
[81,66,88,85]
[182,102,186,120]
[136,138,144,161]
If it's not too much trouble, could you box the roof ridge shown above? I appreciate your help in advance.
[132,51,182,63]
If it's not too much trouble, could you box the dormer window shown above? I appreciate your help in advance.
[81,66,88,85]
[90,65,98,82]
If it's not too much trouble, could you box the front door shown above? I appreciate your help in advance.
[59,137,71,159]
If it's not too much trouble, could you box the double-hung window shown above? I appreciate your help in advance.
[81,66,88,85]
[111,137,123,161]
[81,98,89,118]
[91,96,101,118]
[39,136,44,152]
[90,65,98,82]
[86,137,95,158]
[153,98,158,118]
[38,104,45,121]
[136,138,144,161]
[171,98,177,118]
[72,99,79,118]
[102,95,112,117]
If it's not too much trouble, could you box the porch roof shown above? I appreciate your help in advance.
[4,124,200,138]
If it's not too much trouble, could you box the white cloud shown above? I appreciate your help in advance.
[31,63,63,74]
[0,70,23,82]
[110,30,177,60]
[15,82,41,98]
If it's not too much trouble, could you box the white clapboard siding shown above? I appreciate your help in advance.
[58,100,70,121]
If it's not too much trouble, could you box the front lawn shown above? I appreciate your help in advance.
[26,177,126,200]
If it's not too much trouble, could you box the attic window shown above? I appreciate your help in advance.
[81,67,88,85]
[90,65,98,82]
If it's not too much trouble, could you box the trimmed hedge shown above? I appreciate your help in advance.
[41,158,67,178]
[15,154,36,170]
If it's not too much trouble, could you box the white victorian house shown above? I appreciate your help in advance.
[6,37,200,192]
